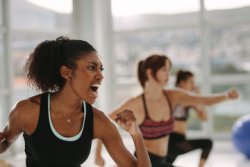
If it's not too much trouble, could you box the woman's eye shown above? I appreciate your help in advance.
[88,66,95,70]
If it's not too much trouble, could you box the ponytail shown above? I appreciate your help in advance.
[137,60,146,88]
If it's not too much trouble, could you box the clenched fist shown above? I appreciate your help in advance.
[227,89,239,100]
[115,109,141,136]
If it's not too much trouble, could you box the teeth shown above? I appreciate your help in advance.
[91,84,100,87]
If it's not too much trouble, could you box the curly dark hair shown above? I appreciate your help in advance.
[24,36,96,92]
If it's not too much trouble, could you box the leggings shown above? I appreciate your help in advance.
[135,151,175,167]
[166,132,213,164]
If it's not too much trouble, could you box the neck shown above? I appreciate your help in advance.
[144,82,164,101]
[51,89,83,115]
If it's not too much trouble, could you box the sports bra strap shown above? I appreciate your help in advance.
[163,91,173,114]
[142,94,149,118]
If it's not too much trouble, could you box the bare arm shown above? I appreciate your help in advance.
[0,104,23,154]
[95,139,105,166]
[95,99,142,166]
[193,105,208,121]
[94,109,150,167]
[173,89,239,107]
[95,105,126,167]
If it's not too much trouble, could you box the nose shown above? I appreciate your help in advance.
[96,70,104,81]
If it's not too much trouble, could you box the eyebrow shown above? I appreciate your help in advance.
[88,61,103,67]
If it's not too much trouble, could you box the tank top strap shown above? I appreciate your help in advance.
[141,93,149,118]
[24,92,51,138]
[83,102,93,139]
[163,91,173,114]
[37,92,50,132]
[40,92,48,112]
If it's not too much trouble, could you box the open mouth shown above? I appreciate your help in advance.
[89,83,100,98]
[90,85,99,92]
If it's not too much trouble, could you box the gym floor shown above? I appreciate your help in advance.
[1,136,249,167]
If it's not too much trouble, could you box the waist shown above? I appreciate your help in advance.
[144,136,169,156]
[173,120,187,135]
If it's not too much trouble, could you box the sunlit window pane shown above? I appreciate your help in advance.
[0,0,3,26]
[11,0,72,33]
[114,28,201,104]
[112,0,199,17]
[211,83,250,133]
[209,23,250,74]
[0,35,4,88]
[206,0,250,10]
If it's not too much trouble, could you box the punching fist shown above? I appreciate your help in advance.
[226,89,239,100]
[115,109,140,136]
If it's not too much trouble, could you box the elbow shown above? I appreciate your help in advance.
[135,160,151,167]
[0,140,10,154]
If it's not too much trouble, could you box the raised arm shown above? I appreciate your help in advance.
[95,98,144,166]
[95,102,129,167]
[94,108,151,167]
[171,88,239,107]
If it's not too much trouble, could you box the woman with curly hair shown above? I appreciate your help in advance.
[0,37,151,167]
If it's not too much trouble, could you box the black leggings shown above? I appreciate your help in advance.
[167,132,213,164]
[135,151,175,167]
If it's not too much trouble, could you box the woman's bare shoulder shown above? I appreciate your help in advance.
[7,94,42,134]
[92,107,108,122]
[165,88,186,98]
[14,94,41,114]
[92,107,118,139]
[123,94,143,107]
[10,95,40,124]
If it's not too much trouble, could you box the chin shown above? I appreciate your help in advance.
[85,98,96,104]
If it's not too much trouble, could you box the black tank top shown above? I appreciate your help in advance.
[23,92,93,167]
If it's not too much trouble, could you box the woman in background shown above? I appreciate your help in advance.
[95,54,239,167]
[167,70,214,167]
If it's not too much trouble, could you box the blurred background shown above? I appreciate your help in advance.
[0,0,250,166]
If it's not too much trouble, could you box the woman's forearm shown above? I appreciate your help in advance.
[202,89,238,106]
[204,94,228,106]
[131,132,151,167]
[95,139,103,156]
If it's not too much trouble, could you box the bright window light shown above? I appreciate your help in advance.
[25,0,250,16]
[205,0,250,10]
[112,0,199,17]
[26,0,72,14]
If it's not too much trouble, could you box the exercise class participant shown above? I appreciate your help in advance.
[0,37,151,167]
[95,54,239,167]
